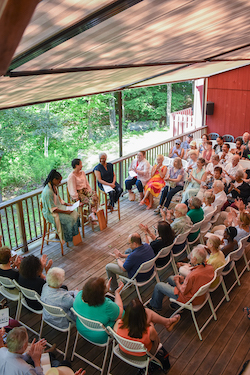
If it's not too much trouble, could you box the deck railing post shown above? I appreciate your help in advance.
[16,200,28,252]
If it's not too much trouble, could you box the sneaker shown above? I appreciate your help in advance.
[154,206,161,214]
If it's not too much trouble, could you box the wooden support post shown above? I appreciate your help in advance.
[16,201,28,252]
[0,0,40,75]
[118,91,123,186]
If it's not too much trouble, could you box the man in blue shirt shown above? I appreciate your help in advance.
[181,134,193,150]
[106,233,155,292]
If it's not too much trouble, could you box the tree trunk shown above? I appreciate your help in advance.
[166,83,172,128]
[44,135,49,157]
[109,92,116,129]
[87,98,93,139]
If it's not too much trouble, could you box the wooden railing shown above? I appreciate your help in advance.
[0,126,207,252]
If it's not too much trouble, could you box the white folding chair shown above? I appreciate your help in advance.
[13,280,43,336]
[208,259,231,311]
[162,156,173,167]
[119,256,158,304]
[155,240,176,282]
[187,219,205,252]
[170,276,217,340]
[239,160,250,170]
[70,308,111,375]
[38,298,75,360]
[107,326,162,375]
[171,229,192,274]
[200,207,217,244]
[0,276,21,320]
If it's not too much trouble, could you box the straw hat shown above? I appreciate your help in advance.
[46,367,74,375]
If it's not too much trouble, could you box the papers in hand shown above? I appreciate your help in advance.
[66,200,80,211]
[0,308,9,328]
[129,170,137,178]
[103,185,114,193]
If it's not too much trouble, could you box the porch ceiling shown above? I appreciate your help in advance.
[1,0,250,109]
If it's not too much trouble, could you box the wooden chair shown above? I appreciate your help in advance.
[98,187,120,224]
[40,201,66,256]
[66,187,87,237]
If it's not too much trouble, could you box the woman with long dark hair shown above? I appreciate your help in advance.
[41,169,81,244]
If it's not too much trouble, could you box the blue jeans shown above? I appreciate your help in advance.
[150,276,178,310]
[125,177,143,193]
[159,185,183,208]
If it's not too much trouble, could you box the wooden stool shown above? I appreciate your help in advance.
[40,202,67,256]
[98,188,120,224]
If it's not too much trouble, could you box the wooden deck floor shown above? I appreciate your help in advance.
[3,196,250,375]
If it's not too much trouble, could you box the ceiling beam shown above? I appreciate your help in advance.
[8,0,143,72]
[0,0,40,76]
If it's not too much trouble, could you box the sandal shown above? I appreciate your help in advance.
[243,307,250,319]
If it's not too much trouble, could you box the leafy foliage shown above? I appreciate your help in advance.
[0,82,193,198]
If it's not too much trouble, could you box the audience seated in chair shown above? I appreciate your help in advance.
[161,203,193,236]
[186,197,204,242]
[242,140,250,160]
[219,144,233,167]
[198,134,210,153]
[125,150,151,202]
[41,169,81,246]
[41,267,76,329]
[202,141,214,164]
[139,221,175,266]
[169,139,184,159]
[206,154,222,175]
[242,132,250,148]
[201,191,215,216]
[185,150,198,172]
[154,157,185,213]
[211,180,227,209]
[106,233,155,292]
[73,277,123,345]
[181,158,207,203]
[0,247,21,281]
[148,246,214,311]
[18,254,53,311]
[181,133,193,151]
[0,326,85,375]
[231,138,244,158]
[221,226,238,257]
[184,140,198,160]
[67,158,98,222]
[139,154,167,210]
[94,152,123,208]
[213,136,224,155]
[114,298,180,370]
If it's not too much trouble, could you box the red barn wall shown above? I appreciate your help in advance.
[206,65,250,138]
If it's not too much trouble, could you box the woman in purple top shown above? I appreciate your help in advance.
[154,157,184,213]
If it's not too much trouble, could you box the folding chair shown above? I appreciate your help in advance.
[107,326,162,375]
[208,259,231,311]
[0,276,21,320]
[223,134,234,142]
[71,308,112,375]
[155,240,176,282]
[187,219,205,253]
[13,280,43,336]
[98,187,120,224]
[172,229,192,274]
[208,133,219,140]
[38,298,75,359]
[170,276,217,340]
[119,256,158,304]
[200,207,217,244]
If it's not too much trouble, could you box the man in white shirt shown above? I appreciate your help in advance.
[125,150,151,201]
[223,155,244,184]
[219,144,233,167]
[212,180,227,210]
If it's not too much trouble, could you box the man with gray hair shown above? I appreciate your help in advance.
[0,326,46,375]
[223,154,244,184]
[148,246,214,311]
[212,180,227,209]
[161,203,193,236]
